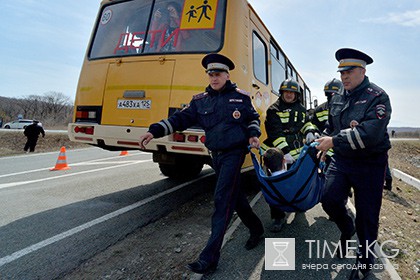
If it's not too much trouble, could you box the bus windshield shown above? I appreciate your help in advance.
[90,0,226,59]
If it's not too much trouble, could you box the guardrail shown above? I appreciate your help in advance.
[392,169,420,191]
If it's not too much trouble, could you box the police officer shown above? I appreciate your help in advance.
[23,120,45,152]
[139,53,264,274]
[262,78,316,232]
[316,48,391,280]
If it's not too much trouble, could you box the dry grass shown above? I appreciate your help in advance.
[0,130,89,157]
[379,140,420,279]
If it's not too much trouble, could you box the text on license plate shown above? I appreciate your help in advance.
[117,99,151,109]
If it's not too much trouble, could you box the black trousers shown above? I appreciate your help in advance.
[322,153,387,267]
[199,148,263,265]
[24,137,39,152]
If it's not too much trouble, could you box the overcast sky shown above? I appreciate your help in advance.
[1,0,419,127]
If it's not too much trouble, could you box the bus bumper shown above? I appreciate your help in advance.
[67,123,210,156]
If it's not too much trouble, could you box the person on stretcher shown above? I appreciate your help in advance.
[262,148,286,176]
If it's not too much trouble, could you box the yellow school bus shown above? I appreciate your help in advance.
[68,0,312,178]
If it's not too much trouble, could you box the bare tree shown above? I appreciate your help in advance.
[42,92,71,115]
[16,98,33,119]
[0,97,21,121]
[1,92,73,127]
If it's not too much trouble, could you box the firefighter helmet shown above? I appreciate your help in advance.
[324,78,343,95]
[279,78,300,94]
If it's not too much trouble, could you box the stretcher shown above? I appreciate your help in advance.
[249,142,325,212]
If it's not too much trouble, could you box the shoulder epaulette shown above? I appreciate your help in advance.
[366,87,384,96]
[366,83,385,96]
[236,88,250,96]
[192,92,208,100]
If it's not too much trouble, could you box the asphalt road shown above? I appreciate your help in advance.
[0,145,403,279]
[0,148,214,279]
[204,198,395,280]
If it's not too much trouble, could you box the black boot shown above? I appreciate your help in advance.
[270,217,286,232]
[384,178,392,191]
[245,229,264,250]
[186,260,217,274]
[336,229,356,259]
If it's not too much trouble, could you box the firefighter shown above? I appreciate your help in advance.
[313,78,343,133]
[316,48,391,280]
[313,78,343,170]
[23,120,45,152]
[139,53,264,274]
[261,78,317,232]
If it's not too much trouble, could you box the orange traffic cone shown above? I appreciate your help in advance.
[119,150,128,156]
[50,146,70,171]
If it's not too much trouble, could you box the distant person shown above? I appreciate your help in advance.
[263,148,286,176]
[391,130,396,137]
[24,120,45,152]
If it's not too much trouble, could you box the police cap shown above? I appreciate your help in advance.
[201,53,235,73]
[335,48,373,72]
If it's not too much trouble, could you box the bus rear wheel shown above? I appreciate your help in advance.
[158,161,204,179]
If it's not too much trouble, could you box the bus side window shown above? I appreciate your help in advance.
[252,32,268,85]
[270,42,286,95]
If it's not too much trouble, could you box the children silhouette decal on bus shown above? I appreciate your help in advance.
[197,0,212,22]
[180,0,217,29]
[186,5,197,22]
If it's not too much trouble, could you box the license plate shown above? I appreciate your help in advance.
[117,99,151,109]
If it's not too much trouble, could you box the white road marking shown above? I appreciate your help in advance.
[0,167,50,179]
[0,172,214,267]
[0,154,148,179]
[0,160,152,190]
[73,160,144,165]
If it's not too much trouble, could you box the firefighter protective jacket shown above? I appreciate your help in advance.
[325,76,391,158]
[263,97,315,158]
[148,80,261,151]
[313,101,329,133]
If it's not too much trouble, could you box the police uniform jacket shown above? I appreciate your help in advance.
[148,80,261,151]
[263,97,314,156]
[325,76,391,158]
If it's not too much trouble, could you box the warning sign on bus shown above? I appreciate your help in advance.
[180,0,219,30]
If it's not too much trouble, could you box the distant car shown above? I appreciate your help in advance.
[3,119,43,129]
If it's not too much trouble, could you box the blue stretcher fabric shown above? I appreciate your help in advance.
[250,143,325,212]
